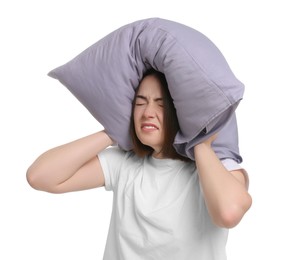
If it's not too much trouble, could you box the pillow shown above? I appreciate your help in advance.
[48,17,244,161]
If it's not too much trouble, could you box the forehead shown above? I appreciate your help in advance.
[137,75,163,97]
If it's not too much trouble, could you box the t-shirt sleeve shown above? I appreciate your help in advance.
[98,147,126,191]
[221,158,249,189]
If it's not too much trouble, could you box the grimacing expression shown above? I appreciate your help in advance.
[133,74,165,158]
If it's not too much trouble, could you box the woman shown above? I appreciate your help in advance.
[27,69,252,259]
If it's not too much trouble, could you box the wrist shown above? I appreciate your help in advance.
[195,133,218,149]
[194,141,216,163]
[194,141,212,152]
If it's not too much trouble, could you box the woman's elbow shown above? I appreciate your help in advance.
[26,165,58,193]
[26,165,41,190]
[214,194,253,229]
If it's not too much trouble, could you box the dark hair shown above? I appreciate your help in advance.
[130,69,190,162]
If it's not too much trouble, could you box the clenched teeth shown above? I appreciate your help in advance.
[143,126,157,129]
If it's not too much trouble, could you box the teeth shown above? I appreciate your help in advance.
[143,126,156,129]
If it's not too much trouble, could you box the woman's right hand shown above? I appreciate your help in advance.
[26,130,114,193]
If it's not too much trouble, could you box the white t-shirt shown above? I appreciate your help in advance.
[98,147,243,260]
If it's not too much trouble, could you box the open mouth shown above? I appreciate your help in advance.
[141,123,159,130]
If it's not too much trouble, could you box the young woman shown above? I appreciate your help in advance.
[27,69,252,259]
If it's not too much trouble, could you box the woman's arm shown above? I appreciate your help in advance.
[26,130,114,194]
[194,134,252,228]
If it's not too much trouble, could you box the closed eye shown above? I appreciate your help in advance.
[135,95,163,107]
[154,97,164,107]
[157,101,164,107]
[135,95,148,106]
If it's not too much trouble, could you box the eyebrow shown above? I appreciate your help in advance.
[136,95,163,102]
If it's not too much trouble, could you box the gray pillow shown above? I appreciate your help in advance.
[48,17,244,161]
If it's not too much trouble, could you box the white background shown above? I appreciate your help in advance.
[1,0,280,259]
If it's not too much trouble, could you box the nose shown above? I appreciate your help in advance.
[143,103,156,118]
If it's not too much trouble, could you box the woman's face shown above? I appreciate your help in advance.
[133,74,165,158]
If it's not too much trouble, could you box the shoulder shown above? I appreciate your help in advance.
[98,146,138,161]
[98,147,144,191]
[98,146,143,170]
[99,146,126,158]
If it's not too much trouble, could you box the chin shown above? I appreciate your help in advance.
[142,140,161,151]
[136,131,162,147]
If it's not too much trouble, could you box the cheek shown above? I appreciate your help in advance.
[157,109,164,122]
[133,108,142,122]
[133,110,139,129]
